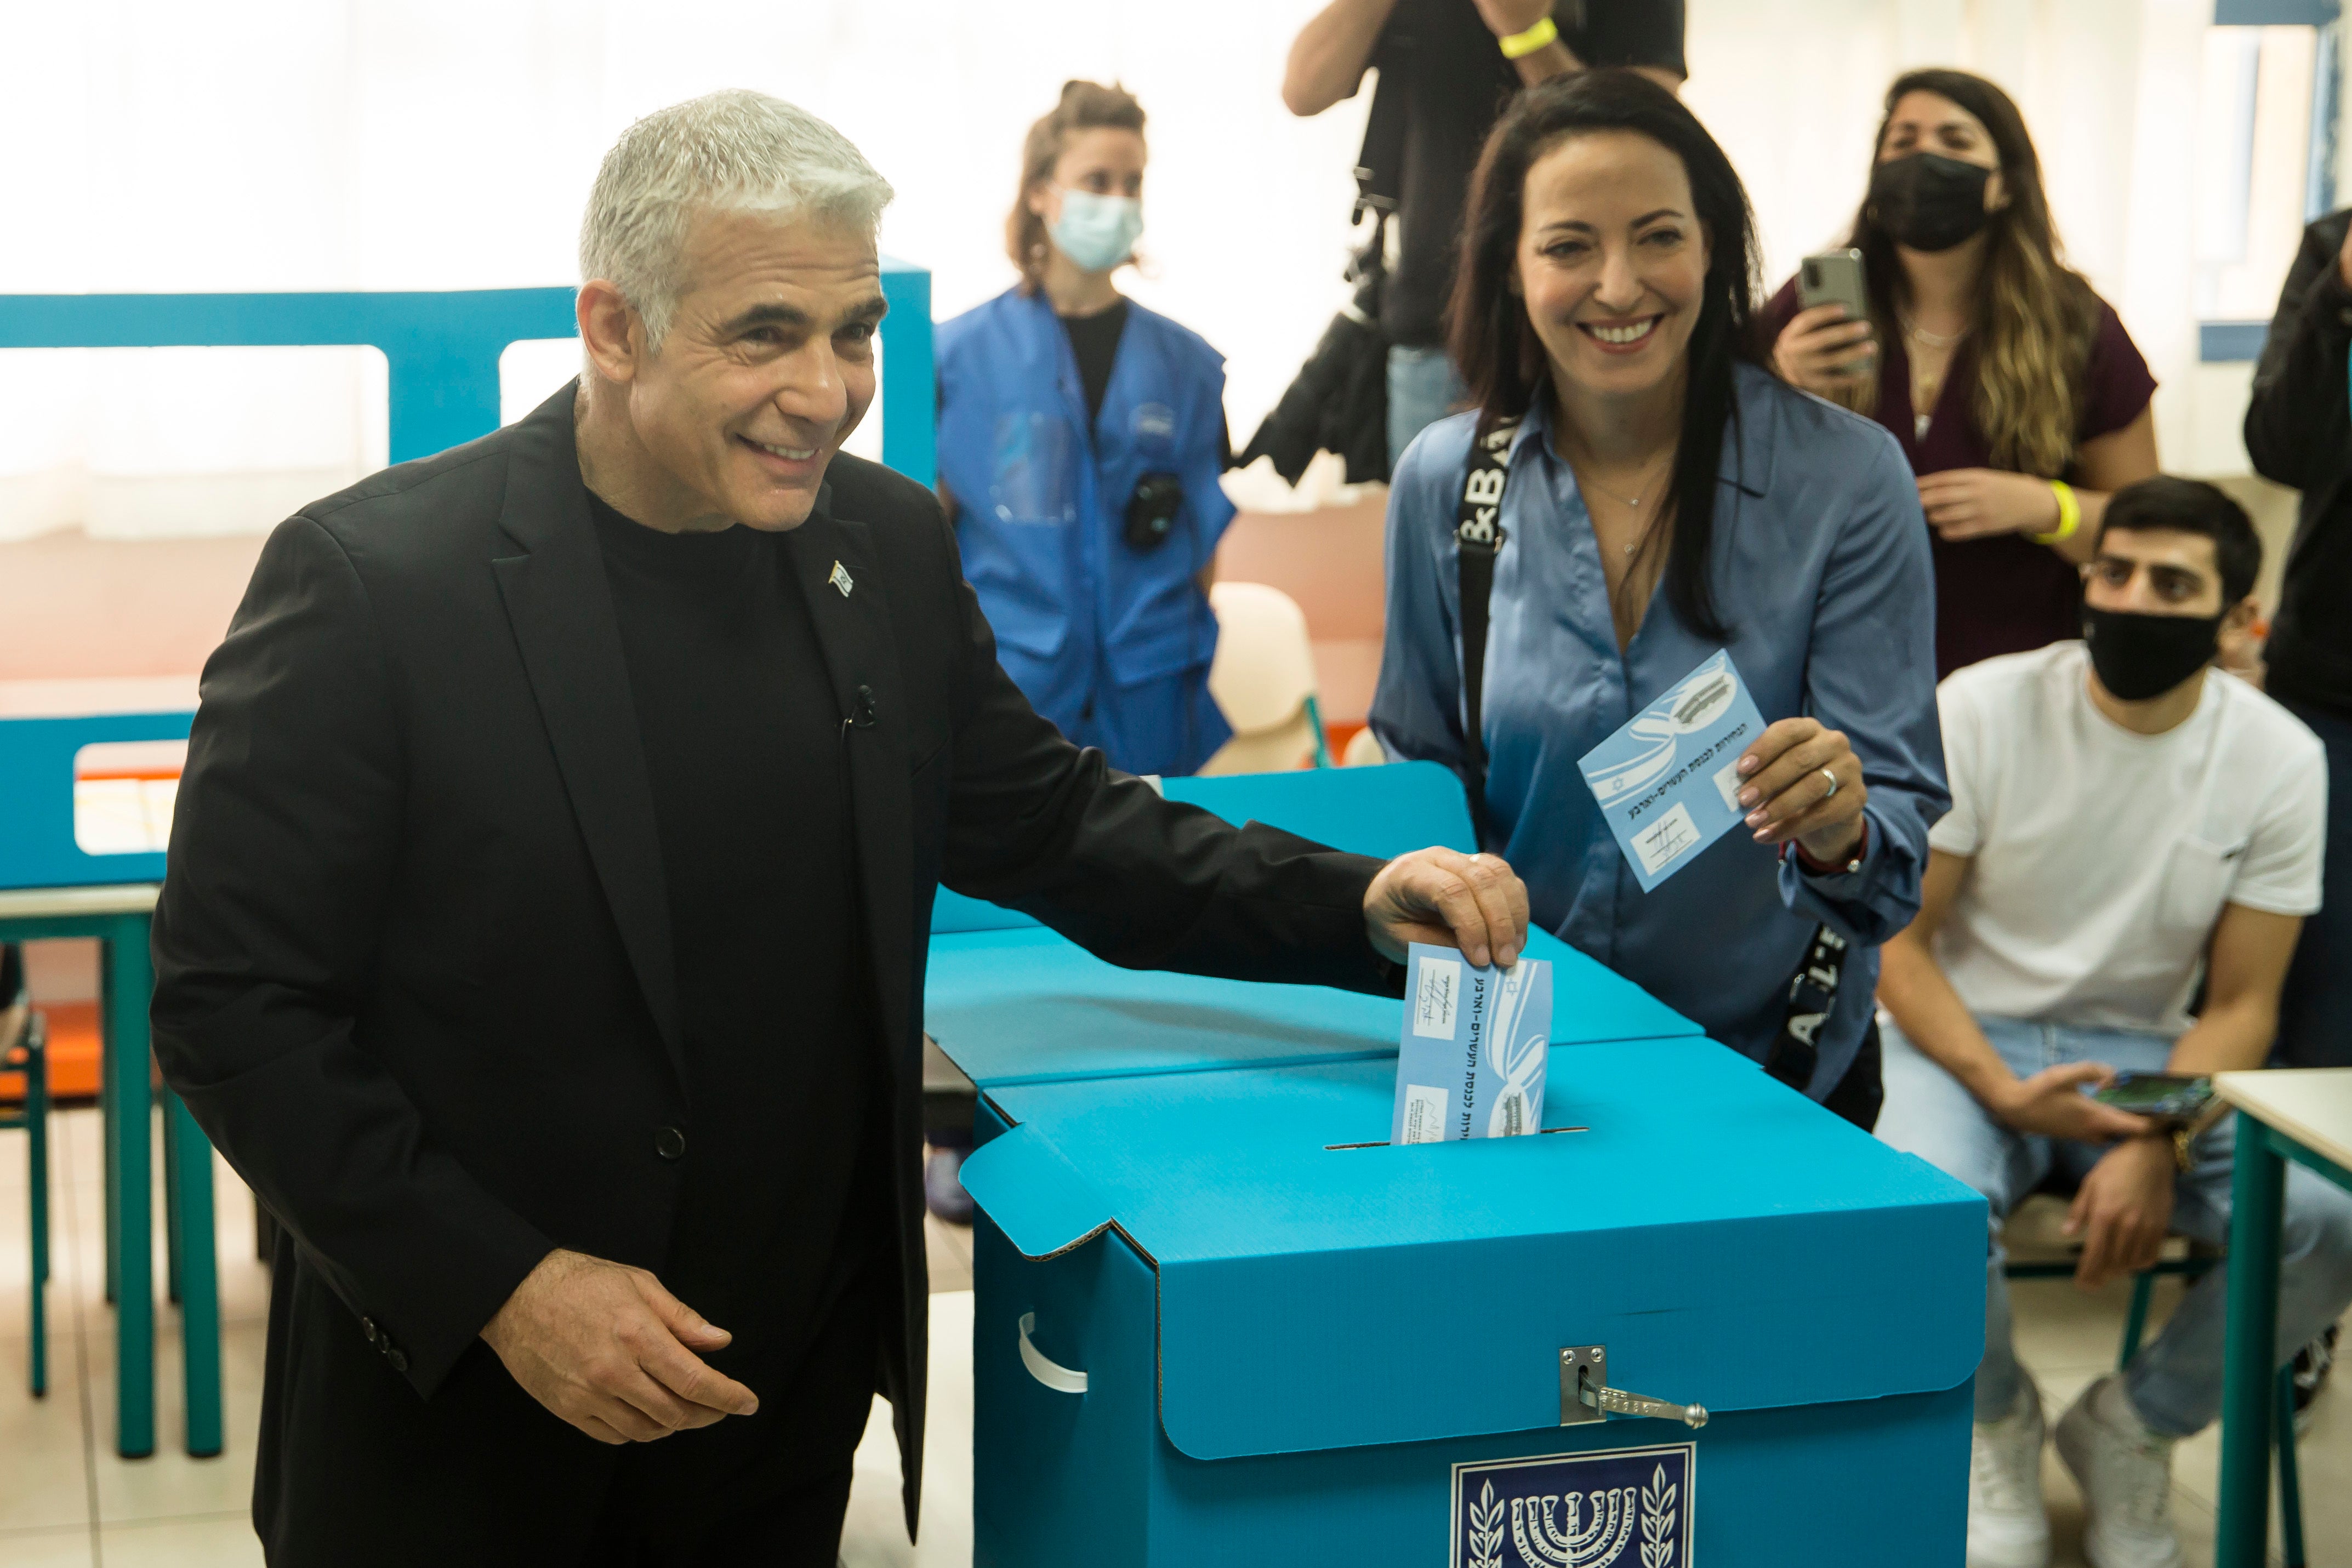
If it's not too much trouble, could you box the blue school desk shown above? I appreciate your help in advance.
[0,695,211,1458]
[926,765,1987,1565]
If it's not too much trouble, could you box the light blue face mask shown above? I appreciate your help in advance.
[1049,189,1143,273]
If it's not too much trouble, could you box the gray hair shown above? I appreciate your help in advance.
[579,89,894,346]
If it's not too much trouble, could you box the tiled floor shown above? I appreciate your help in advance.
[0,1109,2339,1564]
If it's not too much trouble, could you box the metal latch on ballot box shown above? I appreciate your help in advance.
[1559,1345,1707,1429]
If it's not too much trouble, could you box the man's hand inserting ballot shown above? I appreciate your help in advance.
[1363,848,1531,969]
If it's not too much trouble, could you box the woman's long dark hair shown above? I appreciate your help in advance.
[1838,69,2097,477]
[1446,70,1764,643]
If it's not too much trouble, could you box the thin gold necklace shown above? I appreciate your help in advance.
[1899,311,1969,350]
[1576,453,1672,554]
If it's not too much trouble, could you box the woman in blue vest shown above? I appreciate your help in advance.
[936,80,1236,778]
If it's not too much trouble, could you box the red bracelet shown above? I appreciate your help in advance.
[1788,819,1869,876]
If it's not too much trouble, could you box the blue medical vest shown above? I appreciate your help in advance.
[936,287,1237,776]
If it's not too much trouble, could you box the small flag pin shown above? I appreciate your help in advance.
[829,561,854,597]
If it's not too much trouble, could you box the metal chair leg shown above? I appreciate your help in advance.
[2276,1362,2305,1568]
[25,1013,48,1399]
[2118,1270,2156,1368]
[162,1094,183,1307]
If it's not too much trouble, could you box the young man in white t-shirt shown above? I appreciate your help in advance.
[1876,476,2352,1568]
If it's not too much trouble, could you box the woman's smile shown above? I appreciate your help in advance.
[1576,313,1665,352]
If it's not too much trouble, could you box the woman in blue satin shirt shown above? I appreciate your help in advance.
[1371,72,1948,1124]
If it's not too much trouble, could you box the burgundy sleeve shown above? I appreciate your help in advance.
[1761,276,1803,342]
[2077,299,2158,444]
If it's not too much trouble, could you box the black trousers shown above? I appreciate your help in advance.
[580,1272,880,1568]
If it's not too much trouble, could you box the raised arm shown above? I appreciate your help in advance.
[933,503,1524,978]
[1768,435,1948,943]
[1284,0,1402,117]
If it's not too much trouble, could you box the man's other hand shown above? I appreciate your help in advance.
[480,1248,759,1445]
[1986,1061,2153,1145]
[1365,848,1530,969]
[2065,1137,2177,1291]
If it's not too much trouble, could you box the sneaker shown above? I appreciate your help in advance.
[1968,1375,2051,1568]
[924,1143,975,1224]
[2292,1323,2336,1438]
[2055,1375,2183,1568]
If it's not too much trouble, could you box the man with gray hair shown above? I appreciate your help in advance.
[150,90,1528,1564]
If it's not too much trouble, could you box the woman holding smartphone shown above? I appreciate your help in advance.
[1371,71,1947,1124]
[935,80,1235,779]
[1766,69,2159,677]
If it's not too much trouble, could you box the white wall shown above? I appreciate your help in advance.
[0,0,2309,544]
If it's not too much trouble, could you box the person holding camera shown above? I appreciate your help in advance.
[1873,477,2352,1568]
[1279,0,1687,472]
[935,81,1233,778]
[1370,71,1947,1126]
[1765,69,2159,678]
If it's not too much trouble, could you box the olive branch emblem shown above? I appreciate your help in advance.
[1467,1480,1507,1568]
[1639,1464,1679,1568]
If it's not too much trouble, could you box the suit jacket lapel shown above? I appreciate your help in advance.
[782,495,914,1090]
[489,384,689,1087]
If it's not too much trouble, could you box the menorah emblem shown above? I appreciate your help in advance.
[1455,1450,1689,1568]
[1511,1486,1637,1568]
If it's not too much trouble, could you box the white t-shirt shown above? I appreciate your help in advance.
[1929,641,2327,1035]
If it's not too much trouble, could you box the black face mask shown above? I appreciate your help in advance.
[2082,606,2223,702]
[1868,152,1995,253]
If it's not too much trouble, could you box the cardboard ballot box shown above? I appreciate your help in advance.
[926,765,1984,1564]
[954,1037,1984,1567]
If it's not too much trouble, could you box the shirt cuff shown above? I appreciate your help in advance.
[1786,818,1872,885]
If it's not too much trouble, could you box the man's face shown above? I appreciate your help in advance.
[617,210,886,532]
[2085,529,2226,618]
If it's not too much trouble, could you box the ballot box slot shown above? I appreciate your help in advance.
[1322,1125,1590,1151]
[1559,1344,1707,1429]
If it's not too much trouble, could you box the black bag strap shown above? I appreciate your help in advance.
[1764,921,1850,1093]
[1454,416,1519,846]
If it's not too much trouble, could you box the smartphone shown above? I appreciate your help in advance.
[2091,1071,2215,1124]
[1799,249,1871,323]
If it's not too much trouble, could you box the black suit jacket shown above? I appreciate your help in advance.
[150,384,1392,1563]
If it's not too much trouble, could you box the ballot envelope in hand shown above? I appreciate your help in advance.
[1390,942,1552,1144]
[1578,648,1769,892]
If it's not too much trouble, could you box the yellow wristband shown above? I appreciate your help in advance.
[2029,480,2080,546]
[1499,14,1559,59]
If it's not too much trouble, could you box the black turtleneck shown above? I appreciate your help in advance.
[586,489,884,1392]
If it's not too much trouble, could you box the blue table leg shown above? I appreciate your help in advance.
[2217,1110,2283,1568]
[105,917,154,1459]
[165,1089,221,1457]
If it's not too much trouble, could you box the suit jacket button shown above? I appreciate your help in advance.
[361,1316,378,1344]
[655,1126,687,1161]
[386,1345,408,1374]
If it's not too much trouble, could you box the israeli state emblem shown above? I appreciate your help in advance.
[1453,1443,1693,1568]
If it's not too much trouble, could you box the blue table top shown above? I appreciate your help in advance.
[926,923,1698,1088]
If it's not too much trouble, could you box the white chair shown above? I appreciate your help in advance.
[1200,581,1334,776]
[1341,725,1388,767]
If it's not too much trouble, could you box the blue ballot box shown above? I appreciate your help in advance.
[926,765,1985,1564]
[953,1037,1985,1567]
